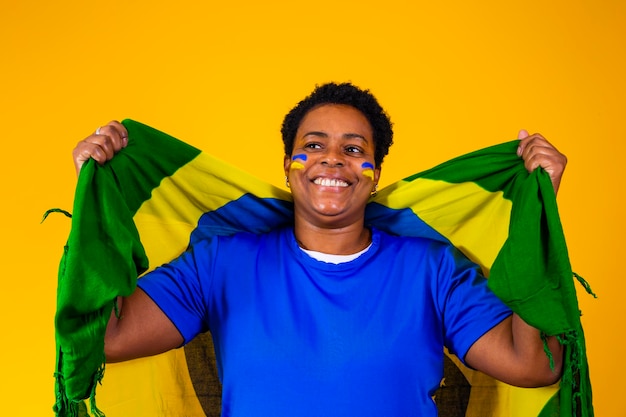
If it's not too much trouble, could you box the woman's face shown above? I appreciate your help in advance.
[284,104,381,229]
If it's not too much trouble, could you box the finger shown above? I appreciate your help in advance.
[106,120,129,146]
[523,151,566,189]
[517,132,549,158]
[73,121,128,174]
[518,135,563,171]
[521,142,565,170]
[95,120,128,152]
[516,133,567,193]
[523,151,558,173]
[73,140,109,175]
[520,139,567,190]
[84,133,118,161]
[520,135,560,161]
[517,129,530,140]
[73,141,103,164]
[516,129,530,156]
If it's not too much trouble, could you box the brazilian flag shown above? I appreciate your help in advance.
[53,119,593,417]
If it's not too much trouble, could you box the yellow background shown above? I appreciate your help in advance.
[1,1,623,415]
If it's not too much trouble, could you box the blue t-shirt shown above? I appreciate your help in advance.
[138,227,511,417]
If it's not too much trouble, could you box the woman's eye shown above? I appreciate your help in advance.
[346,146,363,154]
[304,143,321,149]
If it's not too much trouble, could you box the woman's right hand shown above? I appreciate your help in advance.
[73,120,128,175]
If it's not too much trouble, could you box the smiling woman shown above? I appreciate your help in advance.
[69,82,568,417]
[285,103,381,253]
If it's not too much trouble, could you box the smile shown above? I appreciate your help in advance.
[313,177,349,187]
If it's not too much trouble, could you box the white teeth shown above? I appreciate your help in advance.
[314,178,349,187]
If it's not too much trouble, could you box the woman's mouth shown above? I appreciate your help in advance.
[313,177,349,187]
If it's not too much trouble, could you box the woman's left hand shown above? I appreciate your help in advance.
[516,130,567,194]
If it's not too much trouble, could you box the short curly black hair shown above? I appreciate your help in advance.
[281,82,394,167]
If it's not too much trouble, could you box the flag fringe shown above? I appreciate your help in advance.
[54,355,106,417]
[559,329,586,417]
[573,272,597,299]
[42,208,73,223]
[541,332,556,371]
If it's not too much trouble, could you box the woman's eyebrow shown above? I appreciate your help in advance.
[303,131,368,142]
[343,133,368,143]
[303,131,328,138]
[302,130,369,144]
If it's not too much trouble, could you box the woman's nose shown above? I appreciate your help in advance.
[321,148,344,167]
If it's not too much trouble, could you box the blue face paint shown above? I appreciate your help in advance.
[361,162,375,180]
[290,154,307,170]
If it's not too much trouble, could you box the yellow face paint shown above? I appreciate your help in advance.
[290,154,307,170]
[362,162,375,180]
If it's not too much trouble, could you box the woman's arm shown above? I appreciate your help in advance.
[105,290,184,363]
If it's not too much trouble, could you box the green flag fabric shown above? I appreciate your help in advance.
[53,119,593,417]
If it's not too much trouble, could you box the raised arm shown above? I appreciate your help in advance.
[465,315,563,387]
[465,131,567,387]
[105,290,184,363]
[73,121,184,362]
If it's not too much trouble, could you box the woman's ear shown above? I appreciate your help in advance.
[283,154,292,177]
[374,167,382,184]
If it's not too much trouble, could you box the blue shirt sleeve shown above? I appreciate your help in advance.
[436,244,512,363]
[137,238,216,344]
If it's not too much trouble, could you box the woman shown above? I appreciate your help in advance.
[73,83,567,416]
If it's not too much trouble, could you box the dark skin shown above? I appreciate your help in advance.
[74,110,566,387]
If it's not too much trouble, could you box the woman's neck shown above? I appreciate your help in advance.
[293,220,372,255]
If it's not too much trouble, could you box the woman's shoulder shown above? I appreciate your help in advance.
[373,227,451,251]
[372,227,473,266]
[190,225,289,244]
[192,226,292,251]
